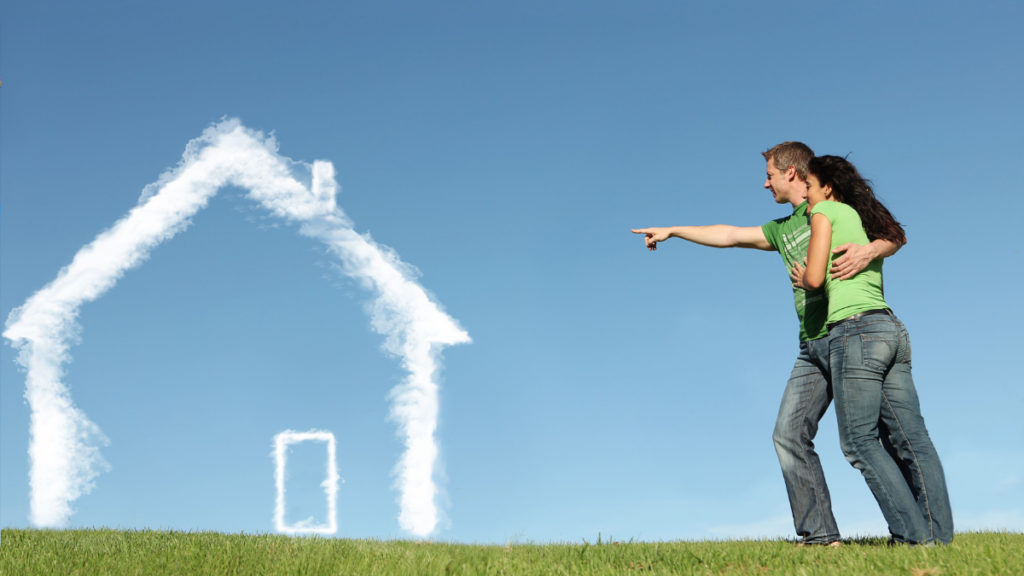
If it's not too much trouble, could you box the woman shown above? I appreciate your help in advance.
[801,155,953,545]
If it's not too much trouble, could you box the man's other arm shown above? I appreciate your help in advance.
[631,225,774,251]
[829,238,904,280]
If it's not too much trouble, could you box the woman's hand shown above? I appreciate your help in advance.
[790,257,808,288]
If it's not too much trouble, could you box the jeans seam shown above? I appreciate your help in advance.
[898,322,912,365]
[798,371,829,538]
[840,329,909,540]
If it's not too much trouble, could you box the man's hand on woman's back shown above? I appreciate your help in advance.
[830,239,902,280]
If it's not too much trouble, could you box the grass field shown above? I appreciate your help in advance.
[1,529,1021,575]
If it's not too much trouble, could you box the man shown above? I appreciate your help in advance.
[631,142,902,545]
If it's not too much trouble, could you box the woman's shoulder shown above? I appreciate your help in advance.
[812,200,858,218]
[810,200,841,220]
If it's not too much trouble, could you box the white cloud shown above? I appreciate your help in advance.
[4,119,470,535]
[273,430,338,535]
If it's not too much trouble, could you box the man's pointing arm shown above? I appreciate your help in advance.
[631,225,774,252]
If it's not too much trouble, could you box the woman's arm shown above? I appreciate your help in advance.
[803,213,833,290]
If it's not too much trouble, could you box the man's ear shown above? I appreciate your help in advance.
[786,165,797,181]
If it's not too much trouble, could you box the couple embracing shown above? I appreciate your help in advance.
[632,142,952,546]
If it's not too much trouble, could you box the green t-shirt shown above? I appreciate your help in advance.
[808,200,889,323]
[761,201,828,342]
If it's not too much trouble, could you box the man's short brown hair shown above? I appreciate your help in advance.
[762,141,814,181]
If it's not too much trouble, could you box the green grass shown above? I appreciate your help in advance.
[1,529,1021,575]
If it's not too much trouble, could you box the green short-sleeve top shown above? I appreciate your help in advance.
[808,200,888,324]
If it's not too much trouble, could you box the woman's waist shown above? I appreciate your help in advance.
[825,285,888,324]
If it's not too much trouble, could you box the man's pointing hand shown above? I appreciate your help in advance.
[631,228,672,251]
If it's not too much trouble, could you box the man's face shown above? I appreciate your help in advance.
[764,158,793,204]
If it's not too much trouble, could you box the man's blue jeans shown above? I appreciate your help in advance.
[773,337,840,544]
[828,313,954,544]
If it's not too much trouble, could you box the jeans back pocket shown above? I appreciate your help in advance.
[860,334,895,371]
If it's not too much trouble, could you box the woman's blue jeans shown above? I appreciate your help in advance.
[828,313,954,544]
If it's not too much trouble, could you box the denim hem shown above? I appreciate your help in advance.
[801,535,841,545]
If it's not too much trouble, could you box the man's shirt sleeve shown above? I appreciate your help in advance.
[761,218,784,252]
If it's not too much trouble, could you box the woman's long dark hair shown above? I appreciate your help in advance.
[807,155,907,246]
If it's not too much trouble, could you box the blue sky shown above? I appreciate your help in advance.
[2,0,1022,542]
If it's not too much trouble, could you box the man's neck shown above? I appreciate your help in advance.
[789,183,808,209]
